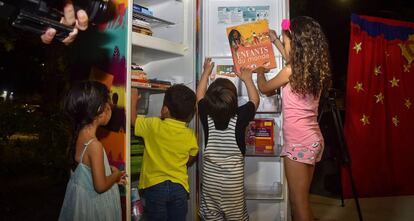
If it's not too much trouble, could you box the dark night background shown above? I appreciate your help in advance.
[1,0,414,220]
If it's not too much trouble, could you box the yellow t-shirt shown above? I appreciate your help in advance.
[134,117,198,192]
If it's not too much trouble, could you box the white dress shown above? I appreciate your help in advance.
[59,138,121,221]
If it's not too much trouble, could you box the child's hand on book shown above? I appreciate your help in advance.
[237,67,254,82]
[202,58,215,76]
[254,67,270,74]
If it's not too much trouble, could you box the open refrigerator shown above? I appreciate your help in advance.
[92,0,290,220]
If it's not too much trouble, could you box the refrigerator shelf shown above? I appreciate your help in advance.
[245,182,284,200]
[133,11,175,28]
[132,32,188,65]
[131,85,168,94]
[245,144,282,157]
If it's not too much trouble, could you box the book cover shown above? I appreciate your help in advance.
[210,64,239,86]
[226,20,276,73]
[254,118,274,153]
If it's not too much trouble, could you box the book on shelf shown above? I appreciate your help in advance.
[226,19,276,73]
[131,64,151,88]
[133,18,151,29]
[209,64,240,88]
[131,64,172,89]
[246,118,275,153]
[131,81,151,88]
[131,63,143,71]
[132,26,153,36]
[130,72,171,90]
[133,3,153,16]
[214,65,237,78]
[131,64,147,78]
[132,14,153,36]
[148,79,172,89]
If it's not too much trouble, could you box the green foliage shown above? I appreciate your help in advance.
[0,103,70,182]
[35,105,71,177]
[0,103,33,140]
[0,13,75,184]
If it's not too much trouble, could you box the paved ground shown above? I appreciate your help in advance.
[311,194,414,221]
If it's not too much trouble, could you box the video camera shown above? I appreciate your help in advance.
[0,0,115,41]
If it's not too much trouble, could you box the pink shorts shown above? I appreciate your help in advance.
[280,141,324,165]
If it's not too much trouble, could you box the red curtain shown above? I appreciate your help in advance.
[343,14,414,197]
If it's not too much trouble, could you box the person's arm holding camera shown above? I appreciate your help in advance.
[41,1,88,45]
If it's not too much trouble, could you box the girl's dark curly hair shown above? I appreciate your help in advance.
[63,81,110,170]
[288,16,331,97]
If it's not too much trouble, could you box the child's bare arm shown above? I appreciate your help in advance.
[256,66,291,95]
[131,88,139,127]
[197,58,215,102]
[88,141,124,193]
[269,30,287,60]
[237,67,260,110]
[187,155,197,167]
[282,32,291,61]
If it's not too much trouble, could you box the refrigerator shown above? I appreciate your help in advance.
[200,1,289,220]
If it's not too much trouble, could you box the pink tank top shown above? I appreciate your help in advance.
[281,83,323,145]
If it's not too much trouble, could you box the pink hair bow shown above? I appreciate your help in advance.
[281,19,290,31]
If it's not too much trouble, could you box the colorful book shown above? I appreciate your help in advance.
[246,118,275,153]
[210,65,238,86]
[133,4,153,16]
[226,20,276,73]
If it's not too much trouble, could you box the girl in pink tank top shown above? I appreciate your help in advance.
[281,83,324,164]
[255,17,331,221]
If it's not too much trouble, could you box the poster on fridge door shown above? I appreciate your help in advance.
[206,0,277,57]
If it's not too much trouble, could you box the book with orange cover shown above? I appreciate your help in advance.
[248,118,275,153]
[226,20,276,73]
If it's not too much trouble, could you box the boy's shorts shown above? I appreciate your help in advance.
[280,141,324,165]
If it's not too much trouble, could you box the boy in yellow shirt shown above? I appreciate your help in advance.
[131,85,198,220]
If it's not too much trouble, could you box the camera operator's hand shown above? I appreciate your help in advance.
[41,2,89,45]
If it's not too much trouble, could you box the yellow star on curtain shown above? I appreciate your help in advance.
[389,77,400,87]
[360,114,370,126]
[374,92,384,104]
[404,64,411,73]
[353,42,362,54]
[405,99,412,109]
[374,65,382,76]
[399,34,414,65]
[392,115,400,127]
[354,82,364,92]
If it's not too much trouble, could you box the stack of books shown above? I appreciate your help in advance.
[148,79,172,89]
[131,63,151,88]
[132,4,153,36]
[132,19,152,36]
[131,64,172,90]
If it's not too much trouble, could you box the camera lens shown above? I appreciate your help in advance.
[76,0,116,25]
